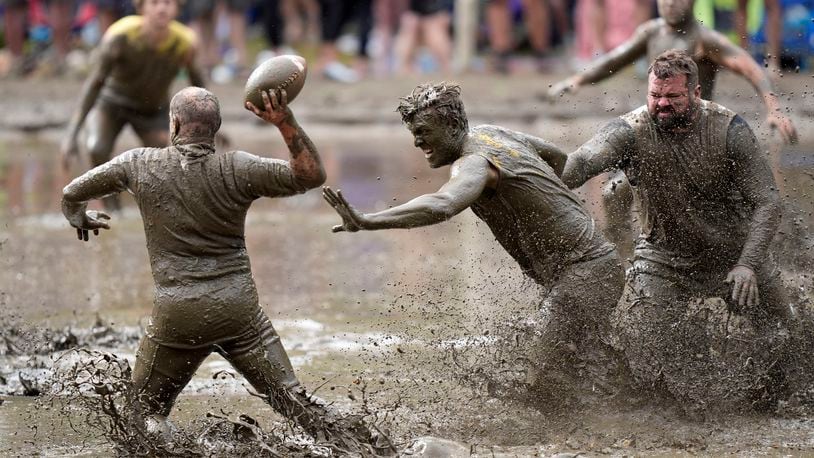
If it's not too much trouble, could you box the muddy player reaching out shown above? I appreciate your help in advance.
[61,87,385,454]
[60,0,215,211]
[323,83,625,398]
[548,0,797,258]
[562,50,794,413]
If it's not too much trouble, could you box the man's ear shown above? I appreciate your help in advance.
[694,84,701,100]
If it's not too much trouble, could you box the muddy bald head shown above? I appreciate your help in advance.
[169,87,221,146]
[397,82,469,169]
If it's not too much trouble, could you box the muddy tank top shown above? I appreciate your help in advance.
[467,125,614,286]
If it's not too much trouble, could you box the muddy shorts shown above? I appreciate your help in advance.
[132,307,299,416]
[85,99,168,164]
[527,250,625,393]
[409,0,451,15]
[612,243,792,412]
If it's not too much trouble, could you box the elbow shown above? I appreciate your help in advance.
[429,194,459,221]
[295,168,327,190]
[62,182,79,203]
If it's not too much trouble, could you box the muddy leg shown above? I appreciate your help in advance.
[85,105,126,212]
[530,252,625,400]
[222,315,391,454]
[602,171,633,261]
[130,336,211,441]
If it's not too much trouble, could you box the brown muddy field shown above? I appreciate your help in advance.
[1,71,814,456]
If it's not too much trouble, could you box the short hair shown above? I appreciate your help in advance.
[397,82,469,135]
[170,87,221,138]
[648,49,699,92]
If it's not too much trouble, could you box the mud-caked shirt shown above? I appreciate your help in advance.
[563,100,781,273]
[63,144,308,347]
[466,125,615,286]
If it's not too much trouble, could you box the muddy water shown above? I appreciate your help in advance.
[1,120,814,455]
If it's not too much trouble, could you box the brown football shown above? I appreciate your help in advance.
[244,55,308,110]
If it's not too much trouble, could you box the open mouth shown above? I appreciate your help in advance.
[423,149,433,159]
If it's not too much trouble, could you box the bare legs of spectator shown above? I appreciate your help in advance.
[486,0,513,72]
[227,6,248,72]
[2,2,26,77]
[522,0,550,58]
[50,0,75,72]
[395,8,452,75]
[736,0,781,71]
[191,10,219,72]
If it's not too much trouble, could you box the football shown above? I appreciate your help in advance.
[244,55,308,110]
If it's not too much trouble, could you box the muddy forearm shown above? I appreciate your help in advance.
[362,194,459,230]
[187,63,207,88]
[62,154,131,213]
[575,32,648,86]
[562,118,633,188]
[728,118,782,269]
[66,76,105,141]
[277,116,326,189]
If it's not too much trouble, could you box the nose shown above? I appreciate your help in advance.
[414,137,423,148]
[656,97,671,107]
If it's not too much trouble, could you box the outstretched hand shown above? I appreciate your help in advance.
[546,77,580,100]
[69,210,112,242]
[725,265,759,312]
[322,186,365,233]
[245,89,293,127]
[766,111,798,145]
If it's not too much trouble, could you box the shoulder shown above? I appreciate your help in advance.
[636,18,661,36]
[169,20,198,51]
[103,15,142,42]
[700,100,737,121]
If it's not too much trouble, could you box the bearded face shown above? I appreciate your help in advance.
[647,73,700,131]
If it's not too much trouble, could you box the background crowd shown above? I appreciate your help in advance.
[1,0,813,82]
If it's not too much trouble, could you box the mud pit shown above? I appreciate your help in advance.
[1,73,814,455]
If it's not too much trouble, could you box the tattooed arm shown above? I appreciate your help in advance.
[703,28,798,144]
[246,89,325,189]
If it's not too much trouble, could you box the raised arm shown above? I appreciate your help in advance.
[246,89,325,189]
[548,21,654,98]
[523,134,567,177]
[703,29,798,144]
[60,37,118,169]
[62,151,134,240]
[323,154,491,232]
[561,118,635,189]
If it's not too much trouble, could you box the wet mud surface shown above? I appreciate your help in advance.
[2,73,814,455]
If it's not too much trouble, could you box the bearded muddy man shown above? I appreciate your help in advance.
[323,83,624,397]
[548,0,797,259]
[60,0,217,211]
[562,50,793,414]
[62,87,385,454]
